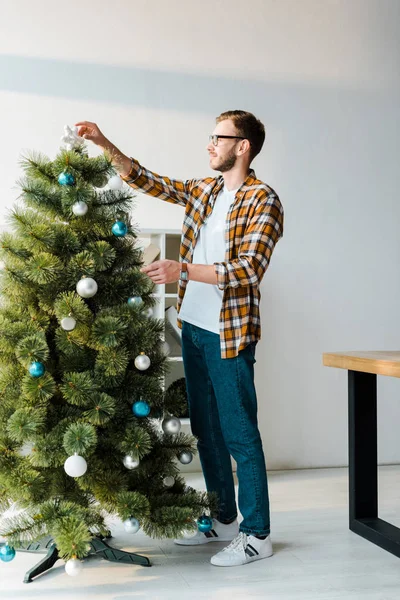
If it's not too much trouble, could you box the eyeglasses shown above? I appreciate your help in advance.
[209,134,246,146]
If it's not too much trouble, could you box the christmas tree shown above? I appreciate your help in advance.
[0,126,215,578]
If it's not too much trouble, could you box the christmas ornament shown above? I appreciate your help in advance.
[123,454,140,470]
[108,175,123,190]
[60,125,85,151]
[92,173,108,188]
[72,201,88,216]
[0,544,16,562]
[197,515,213,533]
[144,307,154,318]
[162,416,181,435]
[160,340,170,356]
[134,352,150,371]
[76,277,98,298]
[64,453,88,477]
[127,295,143,307]
[58,172,75,186]
[29,361,45,378]
[111,220,128,237]
[18,441,35,457]
[123,517,140,533]
[65,557,83,577]
[132,400,151,417]
[182,526,198,539]
[163,476,175,488]
[178,451,193,465]
[61,316,76,331]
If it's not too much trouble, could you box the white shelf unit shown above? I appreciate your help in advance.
[137,228,199,472]
[137,228,236,474]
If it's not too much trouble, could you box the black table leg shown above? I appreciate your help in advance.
[348,369,400,557]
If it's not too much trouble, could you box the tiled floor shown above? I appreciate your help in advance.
[1,466,400,600]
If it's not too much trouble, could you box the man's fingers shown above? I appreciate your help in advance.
[74,122,97,138]
[75,121,96,127]
[144,269,160,278]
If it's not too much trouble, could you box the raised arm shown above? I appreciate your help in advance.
[75,121,195,207]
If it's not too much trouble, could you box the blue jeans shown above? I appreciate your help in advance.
[181,321,270,537]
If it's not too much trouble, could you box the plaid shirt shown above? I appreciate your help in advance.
[122,159,284,359]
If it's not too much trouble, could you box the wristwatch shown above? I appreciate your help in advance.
[180,262,189,281]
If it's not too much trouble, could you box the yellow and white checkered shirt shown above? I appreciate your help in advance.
[122,159,284,359]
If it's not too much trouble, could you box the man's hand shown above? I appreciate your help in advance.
[75,121,131,176]
[75,121,109,148]
[140,259,180,284]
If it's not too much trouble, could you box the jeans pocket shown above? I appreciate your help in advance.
[244,341,257,364]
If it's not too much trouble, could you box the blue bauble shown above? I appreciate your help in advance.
[132,400,151,418]
[29,361,45,378]
[0,544,16,562]
[197,515,213,533]
[127,296,143,307]
[111,221,128,237]
[58,172,75,186]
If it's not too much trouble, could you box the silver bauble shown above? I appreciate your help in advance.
[76,277,98,298]
[123,454,140,470]
[182,525,198,539]
[134,353,151,371]
[108,175,123,190]
[178,451,193,465]
[163,475,175,488]
[61,316,76,331]
[72,201,88,216]
[162,416,181,435]
[144,307,154,318]
[123,517,140,533]
[92,173,109,188]
[65,557,83,577]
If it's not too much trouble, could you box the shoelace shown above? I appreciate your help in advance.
[221,531,248,553]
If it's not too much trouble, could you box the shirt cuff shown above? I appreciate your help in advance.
[214,262,229,291]
[120,158,142,182]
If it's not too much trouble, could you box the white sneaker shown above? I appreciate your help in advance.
[210,531,273,566]
[173,519,239,546]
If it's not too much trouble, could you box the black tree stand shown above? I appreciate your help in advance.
[0,533,151,583]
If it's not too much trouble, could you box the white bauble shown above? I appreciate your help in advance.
[162,416,181,435]
[76,277,98,298]
[123,455,140,470]
[123,517,140,533]
[72,201,88,216]
[65,557,83,577]
[64,454,87,477]
[162,475,175,488]
[108,175,123,190]
[61,316,76,331]
[144,307,154,318]
[134,353,150,371]
[18,441,35,457]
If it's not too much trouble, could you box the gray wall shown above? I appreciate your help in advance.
[1,0,399,469]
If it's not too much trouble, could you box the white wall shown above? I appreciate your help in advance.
[0,0,399,469]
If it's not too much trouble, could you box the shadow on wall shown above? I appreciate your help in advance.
[0,53,392,118]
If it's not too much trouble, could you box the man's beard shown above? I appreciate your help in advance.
[213,148,238,172]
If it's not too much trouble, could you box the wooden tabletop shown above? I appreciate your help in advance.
[323,351,400,378]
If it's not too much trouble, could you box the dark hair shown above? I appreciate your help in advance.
[216,110,265,162]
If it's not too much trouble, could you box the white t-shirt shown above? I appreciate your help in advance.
[178,186,238,334]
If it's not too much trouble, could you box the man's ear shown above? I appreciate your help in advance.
[238,139,251,157]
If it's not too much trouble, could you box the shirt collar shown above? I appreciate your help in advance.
[213,169,257,196]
